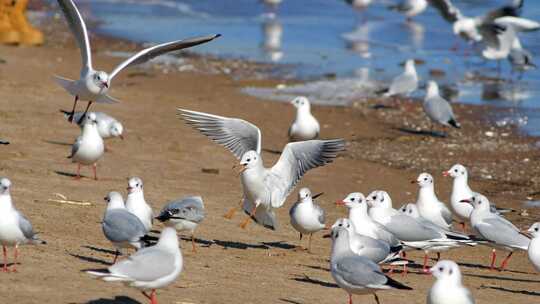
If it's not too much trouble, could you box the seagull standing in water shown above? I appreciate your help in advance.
[288,96,320,142]
[289,188,326,252]
[423,81,460,133]
[381,59,418,99]
[179,109,345,231]
[54,0,220,123]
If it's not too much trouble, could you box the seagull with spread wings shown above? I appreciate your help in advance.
[178,109,345,231]
[54,0,220,123]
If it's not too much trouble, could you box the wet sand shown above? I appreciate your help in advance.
[0,16,539,304]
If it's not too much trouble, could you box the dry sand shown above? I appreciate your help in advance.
[0,16,539,304]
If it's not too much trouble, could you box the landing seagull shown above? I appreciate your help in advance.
[178,109,345,231]
[54,0,220,123]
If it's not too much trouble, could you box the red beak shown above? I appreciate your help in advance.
[442,171,450,177]
[102,82,109,88]
[410,180,417,184]
[459,199,471,204]
[335,200,346,206]
[119,134,124,140]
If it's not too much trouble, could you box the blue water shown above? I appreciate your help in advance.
[69,0,540,135]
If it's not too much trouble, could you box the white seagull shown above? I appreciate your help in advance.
[87,227,182,304]
[0,178,46,272]
[381,59,418,98]
[413,173,453,230]
[54,0,220,123]
[68,112,104,180]
[179,109,345,231]
[366,190,400,226]
[461,194,530,271]
[289,188,326,253]
[522,222,540,272]
[427,260,475,304]
[423,81,460,132]
[390,0,428,21]
[125,177,154,233]
[288,96,320,142]
[61,110,124,140]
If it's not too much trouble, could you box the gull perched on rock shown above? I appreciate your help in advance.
[289,188,326,252]
[68,112,104,180]
[0,178,46,272]
[330,225,412,304]
[125,177,154,233]
[101,191,150,263]
[179,109,345,231]
[156,196,205,252]
[54,0,220,123]
[427,260,475,304]
[288,96,320,142]
[87,227,182,304]
[414,172,453,230]
[461,194,530,271]
[423,81,460,132]
[381,59,418,99]
[522,222,540,272]
[61,110,124,141]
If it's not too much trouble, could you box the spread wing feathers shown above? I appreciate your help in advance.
[428,0,463,23]
[178,109,261,159]
[484,0,523,23]
[56,0,92,70]
[268,139,346,208]
[109,34,221,80]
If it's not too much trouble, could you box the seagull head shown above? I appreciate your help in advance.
[430,260,462,282]
[0,177,11,195]
[298,187,312,200]
[459,194,489,211]
[93,71,109,89]
[234,150,260,174]
[522,222,540,238]
[413,172,433,188]
[104,191,124,209]
[336,192,366,210]
[444,164,467,179]
[110,122,124,140]
[400,203,420,218]
[291,96,311,111]
[127,177,143,194]
[426,81,439,98]
[330,218,351,240]
[85,112,98,125]
[404,59,416,74]
[366,190,392,209]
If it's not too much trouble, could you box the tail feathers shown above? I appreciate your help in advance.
[444,232,470,241]
[85,269,111,277]
[384,275,413,290]
[31,237,47,245]
[86,270,131,282]
[448,118,461,129]
[140,234,159,247]
[376,87,390,96]
[383,257,410,266]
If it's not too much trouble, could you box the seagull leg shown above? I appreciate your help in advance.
[490,249,497,270]
[308,234,313,254]
[68,95,79,123]
[12,245,18,272]
[150,289,157,304]
[499,252,513,271]
[239,205,257,229]
[401,251,407,276]
[2,246,8,272]
[73,164,82,180]
[112,250,119,264]
[348,293,353,304]
[436,252,441,261]
[422,252,429,273]
[460,222,467,233]
[92,163,98,181]
[224,199,242,219]
[191,234,197,253]
[78,101,93,125]
[373,293,381,304]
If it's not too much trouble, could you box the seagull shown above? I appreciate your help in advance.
[288,96,320,142]
[522,222,540,272]
[330,225,412,304]
[479,22,516,68]
[366,190,399,226]
[507,34,536,77]
[68,112,104,180]
[178,109,345,231]
[390,0,428,21]
[155,196,205,252]
[336,192,401,247]
[414,172,453,230]
[461,194,530,271]
[0,178,46,272]
[87,227,182,304]
[60,110,124,140]
[125,177,154,233]
[423,81,460,132]
[427,260,475,304]
[54,0,220,123]
[289,188,326,253]
[101,191,150,263]
[345,0,372,11]
[381,59,418,98]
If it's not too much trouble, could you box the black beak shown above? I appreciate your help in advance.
[312,192,324,199]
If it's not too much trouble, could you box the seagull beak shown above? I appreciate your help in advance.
[102,81,109,88]
[232,163,247,175]
[442,171,450,177]
[312,192,324,199]
[119,134,124,140]
[459,199,472,204]
[322,233,331,238]
[410,180,418,184]
[126,186,133,192]
[519,229,533,238]
[335,200,346,206]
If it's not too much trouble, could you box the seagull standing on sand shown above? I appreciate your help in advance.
[330,225,412,304]
[87,227,182,304]
[156,196,205,252]
[390,0,428,21]
[288,96,320,142]
[289,188,326,252]
[54,0,220,123]
[414,173,453,230]
[179,109,345,231]
[101,191,149,263]
[366,190,400,226]
[423,81,460,131]
[523,222,540,272]
[382,59,418,99]
[0,178,46,272]
[61,111,124,140]
[68,112,104,180]
[444,164,474,231]
[461,194,530,271]
[125,177,154,233]
[427,260,475,304]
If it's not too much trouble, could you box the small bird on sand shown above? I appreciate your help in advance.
[427,260,475,304]
[289,188,326,252]
[68,112,104,180]
[423,81,460,133]
[125,177,154,233]
[288,96,320,142]
[522,222,540,272]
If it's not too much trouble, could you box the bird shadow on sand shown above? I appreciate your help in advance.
[83,245,119,256]
[212,239,269,250]
[179,236,214,247]
[76,296,142,304]
[300,264,330,272]
[465,272,540,283]
[457,261,533,275]
[395,127,448,138]
[68,251,113,266]
[261,241,297,250]
[292,274,338,288]
[279,298,304,304]
[54,170,85,178]
[43,139,72,146]
[480,285,540,296]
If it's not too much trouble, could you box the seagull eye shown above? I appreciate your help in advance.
[338,223,342,227]
[424,178,428,181]
[346,224,350,228]
[454,169,458,172]
[478,201,482,205]
[372,196,376,200]
[351,198,355,202]
[247,158,251,162]
[535,227,539,232]
[439,267,444,272]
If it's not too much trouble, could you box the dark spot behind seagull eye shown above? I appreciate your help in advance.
[449,269,453,275]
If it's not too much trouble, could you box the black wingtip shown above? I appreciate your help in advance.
[0,140,9,145]
[448,119,461,129]
[385,275,413,290]
[389,245,403,253]
[215,34,222,38]
[59,109,70,115]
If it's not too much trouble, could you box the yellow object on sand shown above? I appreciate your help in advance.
[0,0,20,44]
[6,0,44,46]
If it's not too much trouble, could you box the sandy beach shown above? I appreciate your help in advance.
[0,12,539,304]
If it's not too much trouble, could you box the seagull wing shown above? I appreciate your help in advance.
[56,0,93,71]
[428,0,463,23]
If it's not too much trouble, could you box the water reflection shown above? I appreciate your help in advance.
[342,21,372,59]
[261,15,283,62]
[406,21,424,50]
